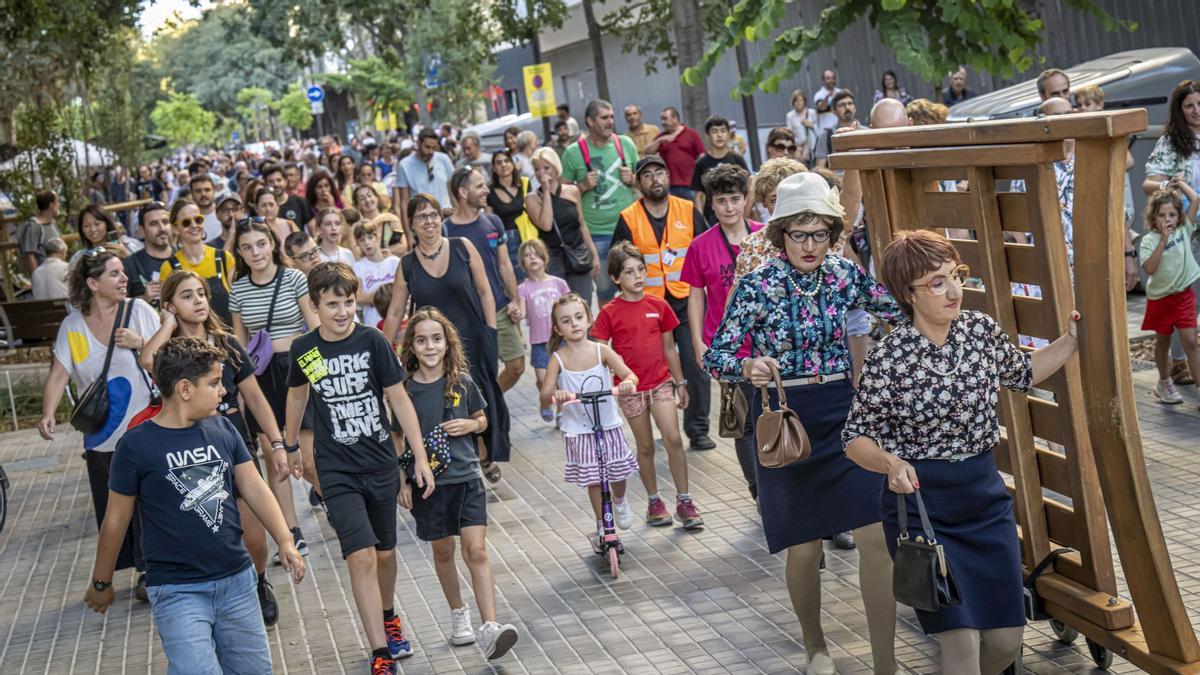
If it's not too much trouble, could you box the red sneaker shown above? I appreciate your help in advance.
[645,497,672,526]
[674,497,704,530]
[371,654,396,675]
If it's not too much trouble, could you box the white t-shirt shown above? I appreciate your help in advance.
[203,212,222,242]
[813,86,842,132]
[318,246,356,266]
[53,300,161,452]
[352,255,400,327]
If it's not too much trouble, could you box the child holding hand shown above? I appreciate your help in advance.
[516,239,570,422]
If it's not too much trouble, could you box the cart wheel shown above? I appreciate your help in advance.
[1001,647,1023,674]
[607,547,619,579]
[1049,618,1079,644]
[1086,638,1113,670]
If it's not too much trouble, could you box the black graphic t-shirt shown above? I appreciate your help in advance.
[109,416,253,587]
[280,194,313,228]
[286,324,406,474]
[405,374,486,485]
[219,337,255,414]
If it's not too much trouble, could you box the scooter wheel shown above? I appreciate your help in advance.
[1049,618,1078,644]
[1086,639,1112,670]
[608,547,619,579]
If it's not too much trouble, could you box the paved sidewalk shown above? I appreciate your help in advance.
[0,366,1198,674]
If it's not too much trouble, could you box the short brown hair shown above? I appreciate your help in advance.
[606,241,644,280]
[307,261,359,304]
[879,230,962,317]
[1074,83,1104,107]
[765,213,843,252]
[353,221,379,242]
[1036,68,1069,98]
[752,157,806,207]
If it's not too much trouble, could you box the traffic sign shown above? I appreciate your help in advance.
[310,100,325,115]
[306,85,325,103]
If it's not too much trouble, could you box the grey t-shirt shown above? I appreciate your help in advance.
[405,374,486,485]
[17,217,62,265]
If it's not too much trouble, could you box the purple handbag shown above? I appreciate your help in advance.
[245,270,283,376]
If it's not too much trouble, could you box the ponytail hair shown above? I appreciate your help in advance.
[547,293,592,355]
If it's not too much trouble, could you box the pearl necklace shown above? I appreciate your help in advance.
[794,272,821,298]
[922,336,963,377]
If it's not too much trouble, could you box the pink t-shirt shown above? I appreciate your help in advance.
[679,220,763,356]
[517,275,570,345]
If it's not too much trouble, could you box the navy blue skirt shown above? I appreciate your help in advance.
[753,379,885,553]
[880,450,1026,634]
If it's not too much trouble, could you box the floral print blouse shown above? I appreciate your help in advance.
[841,310,1033,460]
[1145,134,1199,189]
[705,254,900,380]
[732,228,850,292]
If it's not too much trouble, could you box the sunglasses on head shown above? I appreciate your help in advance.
[236,216,267,228]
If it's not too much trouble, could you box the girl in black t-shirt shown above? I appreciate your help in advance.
[139,270,287,627]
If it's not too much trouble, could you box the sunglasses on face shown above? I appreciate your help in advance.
[178,216,205,227]
[771,143,797,153]
[784,229,832,244]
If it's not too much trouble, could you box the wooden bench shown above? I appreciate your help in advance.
[0,298,70,349]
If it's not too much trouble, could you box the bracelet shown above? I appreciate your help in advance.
[270,439,285,449]
[278,442,300,454]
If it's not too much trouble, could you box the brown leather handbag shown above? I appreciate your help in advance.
[755,364,811,468]
[718,382,749,439]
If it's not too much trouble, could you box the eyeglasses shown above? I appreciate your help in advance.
[783,229,832,244]
[414,211,441,224]
[292,248,320,263]
[771,143,797,153]
[911,264,970,295]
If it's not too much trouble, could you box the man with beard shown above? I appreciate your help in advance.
[610,156,714,451]
[123,201,175,305]
[190,174,221,242]
[395,128,456,234]
[262,163,312,227]
[208,191,245,251]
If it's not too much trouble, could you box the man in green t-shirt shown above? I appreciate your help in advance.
[561,99,639,301]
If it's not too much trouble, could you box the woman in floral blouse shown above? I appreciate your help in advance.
[844,230,1078,672]
[704,172,900,675]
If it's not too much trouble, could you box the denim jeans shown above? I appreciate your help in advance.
[592,234,614,303]
[505,233,525,283]
[147,565,271,675]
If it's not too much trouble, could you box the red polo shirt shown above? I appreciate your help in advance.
[656,126,706,188]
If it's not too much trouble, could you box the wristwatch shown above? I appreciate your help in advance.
[1124,250,1138,258]
[92,579,112,592]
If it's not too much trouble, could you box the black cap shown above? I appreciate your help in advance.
[635,155,668,177]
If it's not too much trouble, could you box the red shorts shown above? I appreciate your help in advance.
[1142,287,1198,335]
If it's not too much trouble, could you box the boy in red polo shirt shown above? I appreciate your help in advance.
[592,242,702,529]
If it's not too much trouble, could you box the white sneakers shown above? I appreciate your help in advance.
[449,605,475,645]
[1156,379,1184,405]
[613,499,634,530]
[806,651,836,675]
[477,621,519,660]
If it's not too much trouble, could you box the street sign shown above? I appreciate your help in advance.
[306,85,325,103]
[523,63,557,118]
[232,130,240,143]
[424,57,443,89]
[310,101,325,115]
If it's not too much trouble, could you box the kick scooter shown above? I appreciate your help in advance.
[568,381,624,579]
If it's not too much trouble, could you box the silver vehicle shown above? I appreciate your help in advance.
[949,48,1200,226]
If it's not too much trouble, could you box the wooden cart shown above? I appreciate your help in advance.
[829,110,1200,674]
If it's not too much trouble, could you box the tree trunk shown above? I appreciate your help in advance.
[416,86,432,127]
[670,0,709,126]
[581,0,610,101]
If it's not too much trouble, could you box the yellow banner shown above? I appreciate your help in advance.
[523,63,557,118]
[374,110,398,132]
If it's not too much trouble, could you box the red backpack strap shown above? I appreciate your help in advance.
[613,135,625,164]
[577,137,591,171]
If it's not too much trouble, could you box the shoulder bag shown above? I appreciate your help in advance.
[755,363,810,468]
[245,268,284,376]
[397,382,455,478]
[70,300,132,434]
[551,209,593,275]
[892,489,962,612]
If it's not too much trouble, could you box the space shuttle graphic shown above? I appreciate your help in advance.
[179,467,229,512]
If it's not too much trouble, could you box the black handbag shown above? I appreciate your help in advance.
[892,490,962,612]
[552,217,593,275]
[1024,547,1074,621]
[70,300,132,434]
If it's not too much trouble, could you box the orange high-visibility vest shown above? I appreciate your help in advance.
[619,196,694,299]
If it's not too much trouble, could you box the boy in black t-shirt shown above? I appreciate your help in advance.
[284,262,434,674]
[85,338,304,674]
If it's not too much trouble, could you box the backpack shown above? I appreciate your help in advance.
[577,135,627,172]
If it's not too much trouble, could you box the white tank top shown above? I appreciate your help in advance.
[554,344,623,434]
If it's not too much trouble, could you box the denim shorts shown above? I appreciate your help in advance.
[530,342,549,369]
[147,565,271,675]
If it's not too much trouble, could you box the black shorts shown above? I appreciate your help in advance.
[321,469,401,558]
[248,353,290,437]
[410,478,488,542]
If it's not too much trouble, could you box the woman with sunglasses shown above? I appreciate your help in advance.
[230,218,319,558]
[159,199,236,325]
[844,230,1079,672]
[39,248,161,601]
[69,205,142,265]
[704,172,901,675]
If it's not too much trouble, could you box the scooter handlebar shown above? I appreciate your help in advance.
[564,387,621,403]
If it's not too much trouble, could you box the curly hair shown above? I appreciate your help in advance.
[1144,188,1186,234]
[400,306,471,404]
[1164,80,1200,160]
[905,98,949,126]
[752,157,806,207]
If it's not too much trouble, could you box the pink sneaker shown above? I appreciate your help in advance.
[674,497,704,530]
[645,497,672,527]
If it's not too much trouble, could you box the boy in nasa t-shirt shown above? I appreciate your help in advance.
[84,337,303,674]
[283,262,434,671]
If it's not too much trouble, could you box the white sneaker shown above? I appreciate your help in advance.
[1156,379,1184,404]
[613,499,634,530]
[806,651,837,675]
[477,621,519,660]
[449,605,475,646]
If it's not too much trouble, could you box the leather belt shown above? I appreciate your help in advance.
[767,372,849,388]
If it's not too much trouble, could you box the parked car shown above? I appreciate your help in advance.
[948,48,1200,230]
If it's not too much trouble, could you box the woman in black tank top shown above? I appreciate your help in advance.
[486,150,527,281]
[522,149,599,306]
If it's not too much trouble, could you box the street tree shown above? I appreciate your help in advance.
[275,84,315,135]
[150,92,217,147]
[236,87,276,142]
[684,0,1134,96]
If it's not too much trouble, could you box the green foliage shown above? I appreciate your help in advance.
[276,84,314,133]
[601,0,728,75]
[324,57,414,114]
[150,92,216,146]
[683,0,1136,96]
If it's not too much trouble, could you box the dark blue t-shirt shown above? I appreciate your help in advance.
[444,214,510,309]
[109,415,253,587]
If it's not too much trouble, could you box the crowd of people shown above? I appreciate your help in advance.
[16,63,1200,675]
